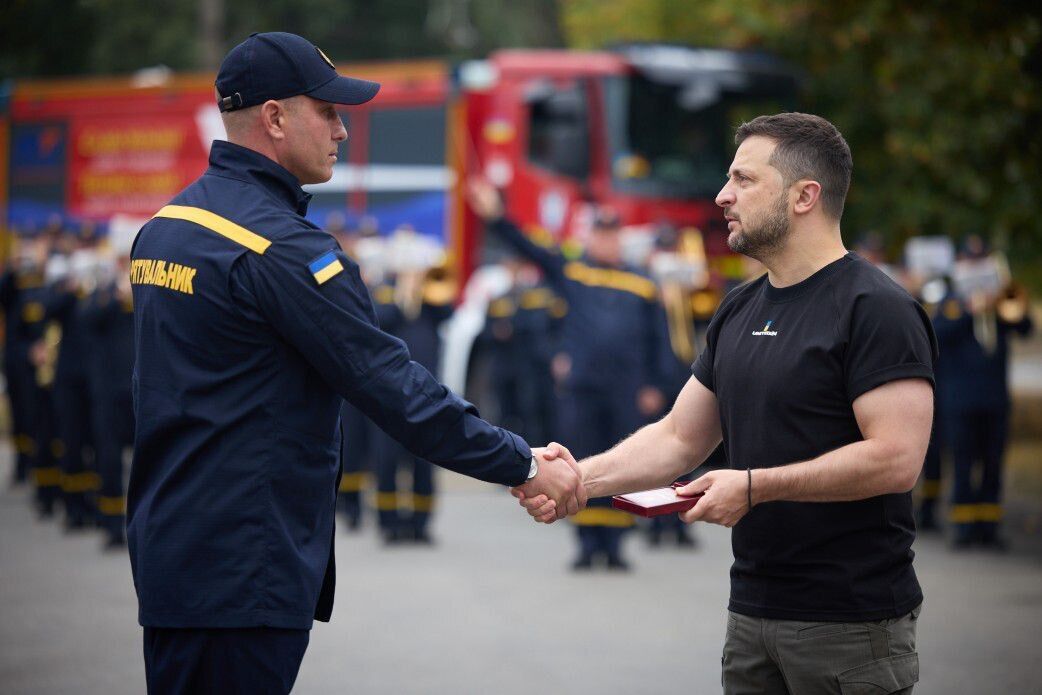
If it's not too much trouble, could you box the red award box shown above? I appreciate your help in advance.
[611,482,703,518]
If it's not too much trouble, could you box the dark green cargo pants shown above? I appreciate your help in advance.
[722,604,921,694]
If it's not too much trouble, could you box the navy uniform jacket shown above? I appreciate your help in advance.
[47,283,93,385]
[1,269,49,366]
[128,141,530,630]
[369,280,453,371]
[488,218,667,392]
[932,294,1033,414]
[82,283,135,398]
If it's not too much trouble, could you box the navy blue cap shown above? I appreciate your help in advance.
[593,206,622,230]
[216,32,380,112]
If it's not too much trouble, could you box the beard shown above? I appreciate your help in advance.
[726,192,791,260]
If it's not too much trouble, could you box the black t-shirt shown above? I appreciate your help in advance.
[692,252,937,621]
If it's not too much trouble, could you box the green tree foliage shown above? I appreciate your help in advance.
[1,0,563,77]
[3,1,1038,269]
[562,0,1042,267]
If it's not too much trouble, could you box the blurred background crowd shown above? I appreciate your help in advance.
[1,4,1041,693]
[0,0,1039,585]
[1,196,1035,569]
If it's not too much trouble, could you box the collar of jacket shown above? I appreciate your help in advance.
[207,140,313,216]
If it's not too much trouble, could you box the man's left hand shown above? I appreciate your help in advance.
[677,470,751,528]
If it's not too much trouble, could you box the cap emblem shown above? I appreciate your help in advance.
[315,46,335,69]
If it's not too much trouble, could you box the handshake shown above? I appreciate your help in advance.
[510,443,588,524]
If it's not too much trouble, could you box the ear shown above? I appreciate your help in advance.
[792,180,822,216]
[260,100,287,141]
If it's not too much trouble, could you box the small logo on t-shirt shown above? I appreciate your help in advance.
[751,320,779,336]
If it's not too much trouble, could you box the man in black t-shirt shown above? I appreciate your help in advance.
[516,113,935,694]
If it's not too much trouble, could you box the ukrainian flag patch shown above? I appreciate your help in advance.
[308,251,344,285]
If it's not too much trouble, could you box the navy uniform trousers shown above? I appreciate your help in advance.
[3,345,37,484]
[51,289,99,526]
[945,406,1009,543]
[933,295,1032,544]
[561,384,640,561]
[143,627,310,695]
[371,285,447,539]
[336,401,370,529]
[85,289,136,544]
[916,408,944,529]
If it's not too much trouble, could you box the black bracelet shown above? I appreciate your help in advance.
[746,468,753,511]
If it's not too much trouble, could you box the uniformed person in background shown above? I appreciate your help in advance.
[336,401,371,530]
[46,223,101,530]
[467,179,670,571]
[23,225,65,516]
[510,261,566,447]
[368,229,455,544]
[326,215,371,530]
[909,272,950,531]
[478,251,565,451]
[1,233,51,490]
[933,238,1033,549]
[644,224,716,548]
[127,32,582,694]
[481,256,526,435]
[82,248,135,548]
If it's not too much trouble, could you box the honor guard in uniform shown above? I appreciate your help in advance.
[369,229,455,543]
[336,401,371,529]
[19,226,66,515]
[480,255,564,445]
[483,280,524,433]
[327,216,371,530]
[645,224,716,547]
[1,236,50,489]
[83,251,135,548]
[468,180,670,571]
[47,224,102,529]
[510,264,566,447]
[911,274,951,531]
[127,33,582,694]
[933,243,1033,549]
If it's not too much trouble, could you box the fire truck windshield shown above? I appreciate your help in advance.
[603,73,790,200]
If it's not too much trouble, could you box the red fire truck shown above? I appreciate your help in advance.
[1,45,797,280]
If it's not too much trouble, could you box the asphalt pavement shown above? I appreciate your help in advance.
[1,454,1041,695]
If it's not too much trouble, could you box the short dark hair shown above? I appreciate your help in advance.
[735,113,852,220]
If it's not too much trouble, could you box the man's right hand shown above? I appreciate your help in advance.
[465,178,504,222]
[511,444,585,523]
[511,443,585,523]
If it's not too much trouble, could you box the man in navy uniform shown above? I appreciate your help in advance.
[1,237,49,489]
[932,252,1033,549]
[467,182,669,571]
[84,255,135,549]
[128,32,583,694]
[368,264,454,544]
[48,224,101,530]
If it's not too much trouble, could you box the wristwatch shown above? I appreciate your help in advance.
[526,455,538,481]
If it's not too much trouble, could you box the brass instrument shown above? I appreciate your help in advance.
[662,281,696,364]
[394,267,426,321]
[961,252,1030,354]
[386,226,455,320]
[34,322,62,388]
[654,228,709,365]
[996,281,1030,325]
